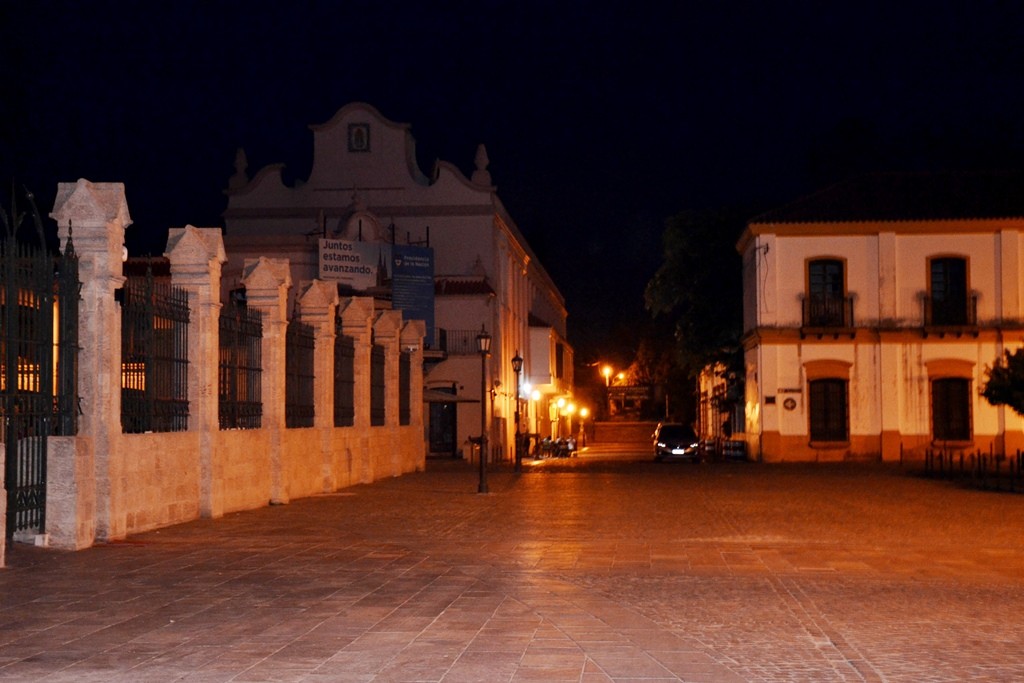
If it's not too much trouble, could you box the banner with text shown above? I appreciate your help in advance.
[392,244,435,343]
[319,239,435,343]
[318,239,390,290]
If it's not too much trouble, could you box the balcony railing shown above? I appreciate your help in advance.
[801,294,854,330]
[425,328,485,356]
[923,294,978,333]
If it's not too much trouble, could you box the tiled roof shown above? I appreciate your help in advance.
[752,171,1024,224]
[434,277,495,296]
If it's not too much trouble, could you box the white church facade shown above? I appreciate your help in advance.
[221,103,573,462]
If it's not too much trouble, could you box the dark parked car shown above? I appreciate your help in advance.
[652,423,701,462]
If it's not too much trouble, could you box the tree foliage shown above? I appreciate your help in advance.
[644,208,747,375]
[981,348,1024,417]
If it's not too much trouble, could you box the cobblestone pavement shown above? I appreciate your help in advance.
[2,445,1024,682]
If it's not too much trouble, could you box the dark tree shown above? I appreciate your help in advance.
[981,348,1024,417]
[644,208,748,375]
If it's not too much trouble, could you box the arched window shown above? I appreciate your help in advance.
[929,257,969,326]
[806,259,847,327]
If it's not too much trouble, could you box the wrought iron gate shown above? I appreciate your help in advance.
[1,192,79,540]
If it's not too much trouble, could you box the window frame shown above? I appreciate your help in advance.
[927,256,970,326]
[805,257,849,328]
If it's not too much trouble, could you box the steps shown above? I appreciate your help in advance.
[591,421,659,445]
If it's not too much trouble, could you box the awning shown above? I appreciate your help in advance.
[423,389,479,403]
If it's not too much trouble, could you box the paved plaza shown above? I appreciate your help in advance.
[2,443,1024,682]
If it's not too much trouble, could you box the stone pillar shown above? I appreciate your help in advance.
[400,320,427,431]
[338,298,375,430]
[49,179,131,543]
[338,297,375,481]
[297,280,339,491]
[374,311,403,426]
[165,226,226,517]
[240,257,291,504]
[401,320,428,473]
[374,310,403,476]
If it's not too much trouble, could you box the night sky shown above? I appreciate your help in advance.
[4,1,1024,365]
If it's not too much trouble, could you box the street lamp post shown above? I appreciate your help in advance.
[601,365,613,417]
[511,351,524,472]
[476,327,491,493]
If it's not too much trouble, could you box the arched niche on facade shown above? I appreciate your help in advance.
[336,210,387,243]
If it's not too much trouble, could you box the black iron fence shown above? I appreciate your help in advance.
[2,201,80,538]
[924,446,1024,493]
[54,236,80,436]
[120,271,190,433]
[218,299,262,429]
[333,319,354,427]
[285,320,315,428]
[399,351,411,426]
[370,342,385,426]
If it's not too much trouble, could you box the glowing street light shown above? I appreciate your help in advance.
[601,365,613,387]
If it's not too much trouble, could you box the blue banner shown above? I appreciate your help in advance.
[392,244,435,343]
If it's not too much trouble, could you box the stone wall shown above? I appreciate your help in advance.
[39,179,426,550]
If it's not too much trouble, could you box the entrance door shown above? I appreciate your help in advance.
[428,388,458,457]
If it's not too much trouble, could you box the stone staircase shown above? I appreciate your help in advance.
[591,421,659,445]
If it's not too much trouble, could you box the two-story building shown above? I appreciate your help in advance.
[736,172,1024,462]
[222,103,573,462]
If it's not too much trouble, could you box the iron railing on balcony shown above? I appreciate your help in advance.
[435,328,483,355]
[801,294,854,329]
[923,293,978,328]
[424,328,506,355]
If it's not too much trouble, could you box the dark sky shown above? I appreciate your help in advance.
[4,1,1024,363]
